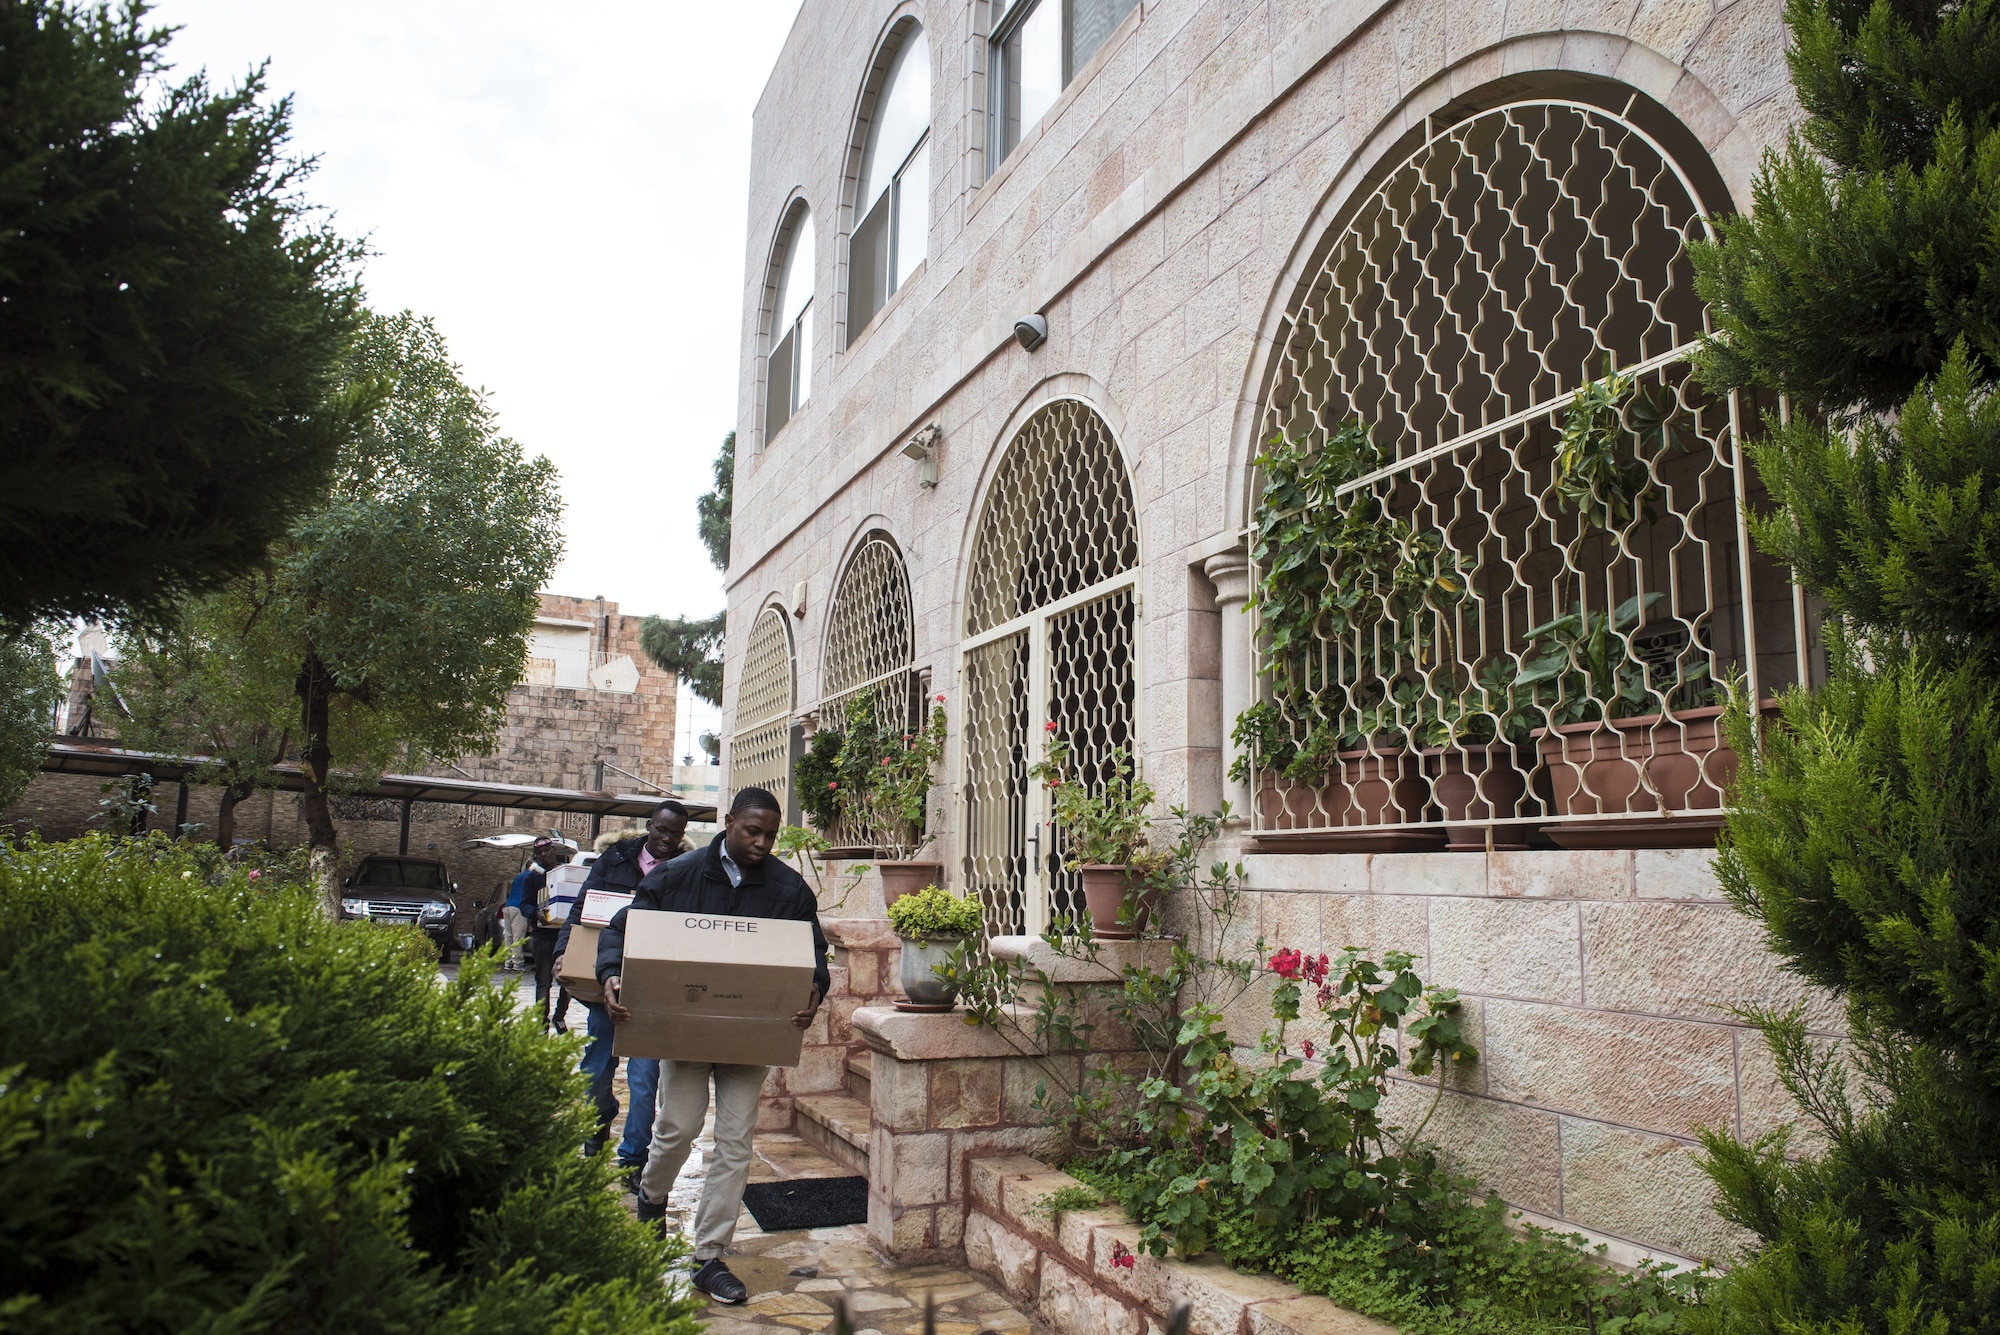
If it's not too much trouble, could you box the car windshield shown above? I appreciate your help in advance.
[354,860,446,891]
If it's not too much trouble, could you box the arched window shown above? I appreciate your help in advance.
[819,532,916,849]
[729,606,796,812]
[766,208,815,439]
[848,24,929,341]
[961,401,1138,934]
[1247,97,1802,841]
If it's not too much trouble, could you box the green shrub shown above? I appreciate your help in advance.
[0,833,704,1333]
[886,883,983,937]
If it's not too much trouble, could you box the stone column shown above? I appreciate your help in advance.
[1203,547,1253,820]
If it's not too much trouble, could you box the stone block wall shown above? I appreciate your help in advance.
[1211,846,1836,1263]
[758,917,904,1131]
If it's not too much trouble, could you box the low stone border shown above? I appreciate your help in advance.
[966,1155,1397,1335]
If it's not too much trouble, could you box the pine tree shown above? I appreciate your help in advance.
[1690,3,2000,1331]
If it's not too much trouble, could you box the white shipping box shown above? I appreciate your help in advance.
[611,909,817,1067]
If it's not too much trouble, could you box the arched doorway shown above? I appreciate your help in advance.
[961,400,1139,934]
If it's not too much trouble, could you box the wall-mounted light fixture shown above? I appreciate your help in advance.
[1013,313,1048,351]
[901,423,941,489]
[792,579,809,619]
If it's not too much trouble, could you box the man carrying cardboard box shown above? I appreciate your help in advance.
[553,799,689,1173]
[596,786,827,1306]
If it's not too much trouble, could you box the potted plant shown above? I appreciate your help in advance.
[1030,728,1166,938]
[855,693,949,905]
[885,883,983,1009]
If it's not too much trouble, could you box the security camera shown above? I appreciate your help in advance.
[1014,313,1048,351]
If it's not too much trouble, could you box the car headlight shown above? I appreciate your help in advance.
[419,901,453,920]
[340,898,367,916]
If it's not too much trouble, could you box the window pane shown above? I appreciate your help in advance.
[894,134,928,290]
[794,301,812,408]
[860,26,929,215]
[767,326,795,436]
[1067,0,1135,78]
[1017,2,1061,137]
[849,191,890,341]
[777,214,814,331]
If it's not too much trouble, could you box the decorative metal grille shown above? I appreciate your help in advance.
[1248,101,1802,839]
[962,400,1139,933]
[820,532,916,849]
[729,606,795,808]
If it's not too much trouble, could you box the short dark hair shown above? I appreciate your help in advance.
[649,799,689,821]
[729,786,783,818]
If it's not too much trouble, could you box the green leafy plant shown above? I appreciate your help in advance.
[0,622,63,811]
[1033,1184,1107,1222]
[1554,370,1688,531]
[1030,729,1159,868]
[1510,593,1683,728]
[0,832,703,1333]
[795,728,847,830]
[885,883,984,938]
[856,695,949,860]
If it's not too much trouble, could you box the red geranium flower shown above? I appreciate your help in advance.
[1301,1039,1316,1059]
[936,693,946,703]
[1045,720,1058,732]
[1109,1241,1135,1270]
[1268,948,1304,980]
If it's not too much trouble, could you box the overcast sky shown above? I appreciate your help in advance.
[151,0,801,625]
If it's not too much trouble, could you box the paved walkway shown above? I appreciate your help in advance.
[468,962,1045,1335]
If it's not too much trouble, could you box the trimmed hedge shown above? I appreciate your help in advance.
[0,834,704,1333]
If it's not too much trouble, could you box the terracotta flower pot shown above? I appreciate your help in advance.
[878,860,943,907]
[1078,864,1144,939]
[1535,705,1741,817]
[1334,748,1429,825]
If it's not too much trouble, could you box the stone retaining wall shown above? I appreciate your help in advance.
[759,917,904,1131]
[967,1155,1396,1335]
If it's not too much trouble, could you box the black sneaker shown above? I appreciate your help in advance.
[691,1258,747,1305]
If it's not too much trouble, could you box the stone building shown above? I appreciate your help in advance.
[6,593,685,898]
[723,0,1819,1263]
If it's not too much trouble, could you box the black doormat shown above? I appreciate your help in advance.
[739,1176,870,1232]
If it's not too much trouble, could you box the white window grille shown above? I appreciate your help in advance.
[729,606,795,810]
[1246,100,1805,848]
[962,400,1139,934]
[820,532,916,850]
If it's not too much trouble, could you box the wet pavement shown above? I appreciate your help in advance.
[447,959,1046,1335]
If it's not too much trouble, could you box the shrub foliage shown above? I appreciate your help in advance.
[0,834,703,1333]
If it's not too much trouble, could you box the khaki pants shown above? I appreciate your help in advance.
[502,906,531,963]
[638,1061,769,1259]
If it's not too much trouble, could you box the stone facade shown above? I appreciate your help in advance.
[729,0,1812,1262]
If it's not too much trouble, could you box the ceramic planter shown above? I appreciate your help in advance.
[1077,864,1160,938]
[1535,705,1739,817]
[897,933,966,1008]
[1421,743,1533,849]
[877,860,943,907]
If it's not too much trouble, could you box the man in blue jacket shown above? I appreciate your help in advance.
[597,786,827,1306]
[554,799,689,1171]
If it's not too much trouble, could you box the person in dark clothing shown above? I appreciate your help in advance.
[523,838,570,1031]
[553,800,688,1169]
[597,786,826,1306]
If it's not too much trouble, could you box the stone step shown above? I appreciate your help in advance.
[845,1050,872,1108]
[795,1093,871,1177]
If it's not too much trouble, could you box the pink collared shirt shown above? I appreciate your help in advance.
[637,844,660,877]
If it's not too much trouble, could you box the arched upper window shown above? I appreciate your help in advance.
[766,208,815,439]
[848,24,929,341]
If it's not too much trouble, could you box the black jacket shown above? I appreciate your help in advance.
[552,836,661,963]
[595,833,830,999]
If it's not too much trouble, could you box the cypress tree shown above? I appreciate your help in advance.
[1690,2,2000,1331]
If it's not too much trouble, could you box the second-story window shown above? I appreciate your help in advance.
[988,0,1136,170]
[766,209,814,439]
[849,25,930,342]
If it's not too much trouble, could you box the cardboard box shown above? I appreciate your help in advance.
[557,924,605,1004]
[611,909,817,1067]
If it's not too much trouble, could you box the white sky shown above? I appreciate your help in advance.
[149,1,805,750]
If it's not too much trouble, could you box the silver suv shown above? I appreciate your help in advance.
[339,856,460,959]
